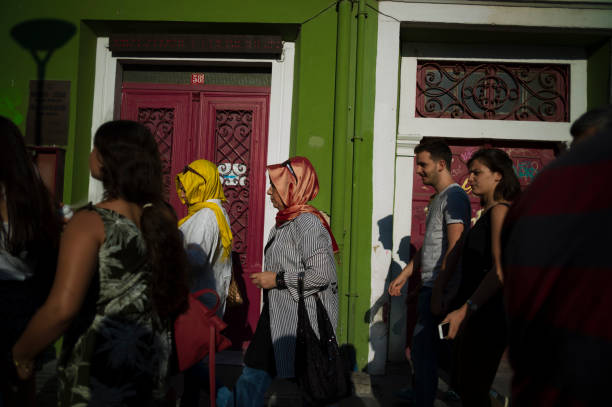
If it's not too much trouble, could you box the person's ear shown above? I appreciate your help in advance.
[437,159,446,172]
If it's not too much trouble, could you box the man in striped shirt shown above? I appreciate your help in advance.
[502,121,612,406]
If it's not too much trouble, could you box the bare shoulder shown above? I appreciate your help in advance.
[64,209,105,242]
[490,203,510,222]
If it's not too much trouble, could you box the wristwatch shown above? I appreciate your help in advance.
[466,299,478,312]
[276,271,287,289]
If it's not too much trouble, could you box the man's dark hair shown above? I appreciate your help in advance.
[414,140,452,170]
[570,105,612,139]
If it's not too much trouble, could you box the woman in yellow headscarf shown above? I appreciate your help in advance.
[176,159,233,310]
[176,159,233,407]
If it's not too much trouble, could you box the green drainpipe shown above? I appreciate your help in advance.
[331,0,353,346]
[347,0,369,358]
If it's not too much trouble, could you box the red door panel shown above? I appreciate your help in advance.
[200,93,269,346]
[120,90,192,213]
[121,84,270,348]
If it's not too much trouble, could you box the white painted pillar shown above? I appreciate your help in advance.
[388,136,421,361]
[369,14,400,374]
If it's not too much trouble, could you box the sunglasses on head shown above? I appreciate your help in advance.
[181,165,206,182]
[282,160,298,182]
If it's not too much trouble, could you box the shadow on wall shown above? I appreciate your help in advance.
[365,215,418,377]
[10,19,76,145]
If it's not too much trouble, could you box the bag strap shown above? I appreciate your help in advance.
[193,287,220,406]
[298,272,305,300]
[209,324,216,407]
[192,288,221,315]
[297,272,308,321]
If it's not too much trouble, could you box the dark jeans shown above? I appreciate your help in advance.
[216,366,272,407]
[412,287,443,407]
[216,366,339,407]
[180,356,211,407]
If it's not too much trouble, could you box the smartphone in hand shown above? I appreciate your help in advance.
[438,322,450,339]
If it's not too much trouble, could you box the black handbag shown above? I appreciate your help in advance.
[295,272,352,405]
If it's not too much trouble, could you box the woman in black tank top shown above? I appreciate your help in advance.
[442,149,521,407]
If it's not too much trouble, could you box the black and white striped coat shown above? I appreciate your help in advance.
[264,212,338,378]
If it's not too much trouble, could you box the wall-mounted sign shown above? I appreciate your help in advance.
[26,80,70,145]
[109,34,283,55]
[191,73,205,85]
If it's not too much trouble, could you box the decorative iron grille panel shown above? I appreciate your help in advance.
[216,110,253,266]
[416,61,570,121]
[137,108,175,199]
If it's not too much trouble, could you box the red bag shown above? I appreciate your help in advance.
[174,289,231,406]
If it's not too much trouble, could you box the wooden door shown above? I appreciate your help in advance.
[120,91,192,213]
[121,84,270,347]
[199,92,269,346]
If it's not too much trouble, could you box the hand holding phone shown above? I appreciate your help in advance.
[438,322,450,339]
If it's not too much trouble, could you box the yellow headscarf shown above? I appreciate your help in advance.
[176,159,233,260]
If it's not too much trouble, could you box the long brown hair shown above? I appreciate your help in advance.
[94,120,189,318]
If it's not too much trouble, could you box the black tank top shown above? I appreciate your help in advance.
[454,203,510,311]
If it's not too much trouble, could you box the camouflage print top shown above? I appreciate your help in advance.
[57,206,171,407]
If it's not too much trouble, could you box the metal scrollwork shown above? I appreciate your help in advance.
[416,61,569,122]
[138,108,175,199]
[215,109,253,267]
[218,163,248,186]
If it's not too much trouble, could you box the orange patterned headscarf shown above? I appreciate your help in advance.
[267,156,338,252]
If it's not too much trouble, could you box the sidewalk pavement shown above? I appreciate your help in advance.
[35,350,512,407]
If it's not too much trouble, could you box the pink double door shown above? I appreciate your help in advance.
[121,83,270,347]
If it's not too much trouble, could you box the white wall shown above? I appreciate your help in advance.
[380,1,612,29]
[370,15,401,373]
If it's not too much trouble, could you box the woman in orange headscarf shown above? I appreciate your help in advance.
[217,157,339,407]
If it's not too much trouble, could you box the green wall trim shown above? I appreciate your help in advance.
[347,0,378,370]
[331,0,353,353]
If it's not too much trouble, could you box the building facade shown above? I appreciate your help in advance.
[2,0,611,375]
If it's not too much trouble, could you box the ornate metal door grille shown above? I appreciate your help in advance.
[138,107,175,199]
[416,60,570,122]
[215,110,253,267]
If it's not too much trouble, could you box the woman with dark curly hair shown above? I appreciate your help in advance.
[0,116,62,406]
[442,148,520,407]
[11,120,189,406]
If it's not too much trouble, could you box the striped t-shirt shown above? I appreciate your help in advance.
[502,127,612,406]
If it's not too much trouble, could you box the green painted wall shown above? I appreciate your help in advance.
[0,0,342,205]
[587,40,612,109]
[2,0,380,370]
[345,0,378,370]
[291,6,338,215]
